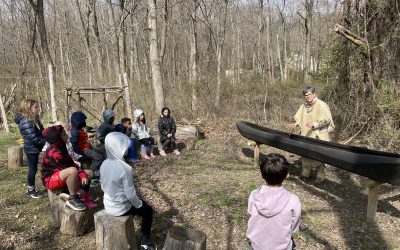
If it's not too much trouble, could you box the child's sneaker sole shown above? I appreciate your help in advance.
[65,200,87,211]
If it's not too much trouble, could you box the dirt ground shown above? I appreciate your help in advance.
[0,123,399,249]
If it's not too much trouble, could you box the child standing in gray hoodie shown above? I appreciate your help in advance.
[246,153,301,250]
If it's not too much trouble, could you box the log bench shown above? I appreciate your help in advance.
[94,210,137,250]
[47,190,95,236]
[150,125,204,153]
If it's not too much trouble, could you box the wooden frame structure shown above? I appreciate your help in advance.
[63,85,129,122]
[248,140,381,222]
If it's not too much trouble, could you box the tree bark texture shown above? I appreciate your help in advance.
[148,0,165,113]
[94,210,137,250]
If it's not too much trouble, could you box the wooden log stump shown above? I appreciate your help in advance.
[48,190,95,236]
[94,210,137,250]
[162,225,207,250]
[175,126,201,151]
[8,146,23,169]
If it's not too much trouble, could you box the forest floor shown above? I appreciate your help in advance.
[0,122,399,249]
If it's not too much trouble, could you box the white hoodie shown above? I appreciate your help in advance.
[100,132,143,216]
[246,185,301,250]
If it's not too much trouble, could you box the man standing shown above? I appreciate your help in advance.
[290,86,334,183]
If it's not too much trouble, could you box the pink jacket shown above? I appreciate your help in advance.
[246,185,301,250]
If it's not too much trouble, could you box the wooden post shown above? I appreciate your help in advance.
[246,140,260,168]
[254,143,260,168]
[0,94,9,133]
[162,225,206,250]
[8,146,23,169]
[76,90,83,111]
[366,180,381,222]
[64,89,70,122]
[94,210,137,250]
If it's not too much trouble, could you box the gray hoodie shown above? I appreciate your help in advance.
[246,185,301,250]
[100,132,142,216]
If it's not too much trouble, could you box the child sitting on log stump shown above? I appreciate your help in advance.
[246,153,301,250]
[157,107,180,156]
[132,109,156,160]
[100,132,157,250]
[41,125,97,210]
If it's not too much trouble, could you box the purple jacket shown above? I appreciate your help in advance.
[246,185,301,250]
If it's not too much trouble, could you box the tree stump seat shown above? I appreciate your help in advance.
[7,146,23,169]
[47,190,95,236]
[94,209,137,250]
[162,225,207,250]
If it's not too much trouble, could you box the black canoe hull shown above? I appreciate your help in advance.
[236,120,400,185]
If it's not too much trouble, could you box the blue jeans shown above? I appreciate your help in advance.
[127,139,138,160]
[26,153,40,187]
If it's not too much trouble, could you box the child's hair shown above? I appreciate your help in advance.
[161,107,170,116]
[19,99,39,122]
[121,117,131,124]
[136,113,146,124]
[260,153,289,185]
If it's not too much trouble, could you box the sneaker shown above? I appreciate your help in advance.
[159,150,167,156]
[66,197,87,211]
[26,187,42,199]
[140,243,157,250]
[59,193,70,202]
[173,149,181,156]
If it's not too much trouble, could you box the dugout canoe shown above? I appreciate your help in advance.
[236,120,400,185]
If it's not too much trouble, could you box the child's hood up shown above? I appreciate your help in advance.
[42,125,64,145]
[70,112,87,128]
[104,132,130,160]
[102,109,115,123]
[251,185,292,217]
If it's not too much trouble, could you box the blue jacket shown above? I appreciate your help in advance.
[70,112,87,155]
[14,113,45,154]
[114,124,132,137]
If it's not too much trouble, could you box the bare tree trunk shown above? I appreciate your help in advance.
[257,0,264,74]
[189,0,199,111]
[159,0,169,65]
[63,12,73,82]
[28,0,57,122]
[76,0,93,85]
[148,0,165,112]
[107,0,120,80]
[0,94,9,133]
[89,0,103,81]
[214,0,229,108]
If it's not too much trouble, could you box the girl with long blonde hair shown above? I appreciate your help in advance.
[14,99,46,198]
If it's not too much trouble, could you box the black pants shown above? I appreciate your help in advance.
[122,200,153,244]
[26,153,40,187]
[83,147,105,173]
[161,137,176,150]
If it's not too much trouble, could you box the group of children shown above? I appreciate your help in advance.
[14,98,301,250]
